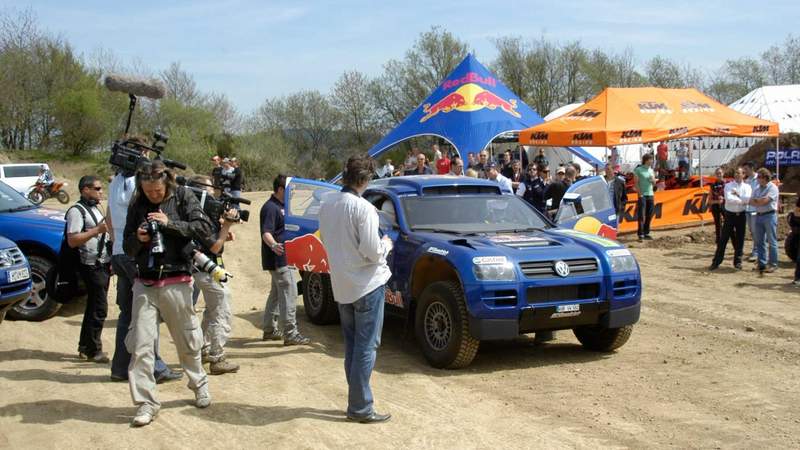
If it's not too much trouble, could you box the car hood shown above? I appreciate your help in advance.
[412,228,623,262]
[0,207,65,230]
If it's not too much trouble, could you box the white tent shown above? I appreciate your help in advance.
[695,85,800,173]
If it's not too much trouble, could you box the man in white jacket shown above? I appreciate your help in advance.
[319,156,393,424]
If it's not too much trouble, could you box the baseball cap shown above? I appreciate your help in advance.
[222,157,230,163]
[556,167,566,174]
[486,162,498,169]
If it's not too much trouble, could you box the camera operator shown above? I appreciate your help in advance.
[188,175,239,375]
[107,136,181,384]
[123,160,216,427]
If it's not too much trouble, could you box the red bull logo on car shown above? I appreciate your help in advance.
[420,83,521,123]
[285,232,330,273]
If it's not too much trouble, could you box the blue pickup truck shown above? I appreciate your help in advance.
[0,180,65,321]
[0,235,33,323]
[283,175,641,369]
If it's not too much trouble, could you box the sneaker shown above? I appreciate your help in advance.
[262,330,283,341]
[80,352,110,364]
[195,385,212,408]
[734,263,743,270]
[637,236,644,242]
[748,255,757,262]
[283,333,311,346]
[110,373,128,382]
[155,369,183,384]
[708,264,719,271]
[132,404,158,427]
[210,359,240,375]
[792,279,800,287]
[764,265,777,273]
[643,235,654,240]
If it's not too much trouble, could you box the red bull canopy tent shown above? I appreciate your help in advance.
[362,54,604,167]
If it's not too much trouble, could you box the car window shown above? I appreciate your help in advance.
[2,166,41,178]
[0,181,35,210]
[402,194,549,234]
[557,178,611,223]
[288,182,335,219]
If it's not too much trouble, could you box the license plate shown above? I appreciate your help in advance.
[9,267,30,283]
[556,304,580,313]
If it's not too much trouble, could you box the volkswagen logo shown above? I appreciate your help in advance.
[553,260,570,277]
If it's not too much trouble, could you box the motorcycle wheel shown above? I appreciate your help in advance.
[28,191,44,205]
[56,190,70,204]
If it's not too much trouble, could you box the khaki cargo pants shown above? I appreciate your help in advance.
[193,271,232,362]
[127,280,208,409]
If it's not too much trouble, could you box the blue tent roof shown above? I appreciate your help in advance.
[364,54,604,168]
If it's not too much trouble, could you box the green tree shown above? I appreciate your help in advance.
[53,83,106,155]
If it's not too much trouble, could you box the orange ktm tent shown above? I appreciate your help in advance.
[518,87,779,147]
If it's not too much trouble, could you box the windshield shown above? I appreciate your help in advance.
[0,181,36,211]
[402,195,550,234]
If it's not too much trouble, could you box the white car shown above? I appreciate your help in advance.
[0,163,51,195]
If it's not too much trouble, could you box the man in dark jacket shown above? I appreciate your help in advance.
[604,164,628,226]
[123,160,216,427]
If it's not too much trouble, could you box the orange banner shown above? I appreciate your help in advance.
[618,187,713,233]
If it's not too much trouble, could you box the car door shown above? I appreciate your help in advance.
[555,175,618,239]
[363,192,406,309]
[282,177,340,273]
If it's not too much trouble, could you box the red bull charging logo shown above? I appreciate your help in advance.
[420,79,521,123]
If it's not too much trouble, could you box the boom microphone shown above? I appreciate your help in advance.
[104,74,166,99]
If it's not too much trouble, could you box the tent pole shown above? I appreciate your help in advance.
[695,139,705,231]
[775,136,780,182]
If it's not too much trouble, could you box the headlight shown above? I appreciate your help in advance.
[472,256,516,281]
[607,249,637,273]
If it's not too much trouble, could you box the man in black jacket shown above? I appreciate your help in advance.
[123,160,216,427]
[604,164,628,227]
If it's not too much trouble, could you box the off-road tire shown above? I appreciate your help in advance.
[28,191,44,205]
[56,190,70,204]
[415,281,479,369]
[8,255,61,321]
[301,271,339,325]
[573,324,633,352]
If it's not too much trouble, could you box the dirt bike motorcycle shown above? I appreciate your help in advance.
[27,181,70,205]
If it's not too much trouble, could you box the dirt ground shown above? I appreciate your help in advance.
[1,193,799,449]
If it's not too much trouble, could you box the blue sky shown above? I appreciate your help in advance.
[5,0,799,114]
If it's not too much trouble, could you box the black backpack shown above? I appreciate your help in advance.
[46,204,104,303]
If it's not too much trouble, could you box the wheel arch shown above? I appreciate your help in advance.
[15,241,58,262]
[409,254,464,307]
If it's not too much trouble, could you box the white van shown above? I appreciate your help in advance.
[0,164,51,195]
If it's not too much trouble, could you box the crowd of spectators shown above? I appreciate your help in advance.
[373,144,620,220]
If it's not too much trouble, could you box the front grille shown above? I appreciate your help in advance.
[0,279,31,296]
[6,248,24,265]
[527,283,600,304]
[519,258,598,278]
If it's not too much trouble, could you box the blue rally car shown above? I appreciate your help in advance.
[0,180,65,321]
[283,175,641,369]
[0,235,33,323]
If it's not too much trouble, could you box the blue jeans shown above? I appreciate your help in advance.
[746,212,757,257]
[338,285,385,418]
[753,213,778,269]
[110,255,170,379]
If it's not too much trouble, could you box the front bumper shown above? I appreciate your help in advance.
[469,300,640,340]
[464,273,641,340]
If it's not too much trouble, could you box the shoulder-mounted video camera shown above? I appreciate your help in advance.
[176,176,251,223]
[104,74,186,174]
